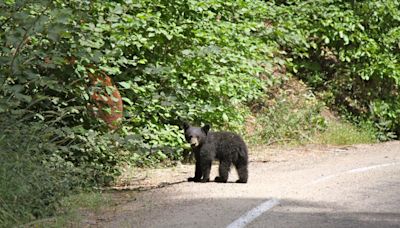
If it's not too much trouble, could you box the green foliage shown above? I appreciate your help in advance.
[0,0,281,225]
[65,0,283,159]
[109,0,280,128]
[0,120,80,226]
[248,80,326,145]
[265,0,400,138]
[0,114,135,226]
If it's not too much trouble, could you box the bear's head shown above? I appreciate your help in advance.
[183,123,210,149]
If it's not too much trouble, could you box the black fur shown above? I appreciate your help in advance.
[183,123,248,183]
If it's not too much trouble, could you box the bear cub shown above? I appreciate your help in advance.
[183,123,248,183]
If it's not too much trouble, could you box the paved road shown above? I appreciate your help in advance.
[98,141,400,228]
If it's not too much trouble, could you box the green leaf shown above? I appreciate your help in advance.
[122,97,133,106]
[105,86,115,95]
[118,81,131,89]
[14,93,32,103]
[83,93,90,101]
[222,113,229,122]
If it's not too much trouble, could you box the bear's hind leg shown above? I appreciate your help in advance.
[215,160,231,183]
[235,159,248,183]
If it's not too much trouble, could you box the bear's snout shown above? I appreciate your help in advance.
[190,137,199,147]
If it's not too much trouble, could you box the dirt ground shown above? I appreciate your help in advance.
[106,144,349,191]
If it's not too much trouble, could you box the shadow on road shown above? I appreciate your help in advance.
[249,198,400,228]
[90,194,400,228]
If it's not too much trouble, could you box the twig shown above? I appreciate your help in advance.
[102,180,186,192]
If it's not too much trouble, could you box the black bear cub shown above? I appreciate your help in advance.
[183,123,248,183]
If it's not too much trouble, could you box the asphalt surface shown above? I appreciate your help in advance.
[96,141,400,228]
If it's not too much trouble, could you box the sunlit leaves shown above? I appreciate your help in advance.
[269,0,400,137]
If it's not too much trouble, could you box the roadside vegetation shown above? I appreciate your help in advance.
[315,121,377,145]
[0,0,398,226]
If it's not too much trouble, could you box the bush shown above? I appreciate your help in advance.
[246,79,326,145]
[0,114,138,226]
[1,0,283,163]
[265,0,400,138]
[0,0,282,224]
[0,120,76,226]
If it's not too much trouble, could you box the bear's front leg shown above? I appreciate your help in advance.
[200,159,212,183]
[188,158,202,182]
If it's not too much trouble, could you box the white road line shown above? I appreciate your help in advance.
[226,198,280,228]
[226,161,400,228]
[307,174,337,185]
[347,162,398,174]
[308,162,400,186]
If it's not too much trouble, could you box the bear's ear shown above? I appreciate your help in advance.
[182,122,190,131]
[202,124,211,135]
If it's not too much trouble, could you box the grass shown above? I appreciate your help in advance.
[23,192,112,227]
[60,191,112,213]
[314,121,377,145]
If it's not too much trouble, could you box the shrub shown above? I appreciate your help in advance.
[246,79,326,145]
[0,120,77,226]
[0,0,282,224]
[265,0,400,138]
